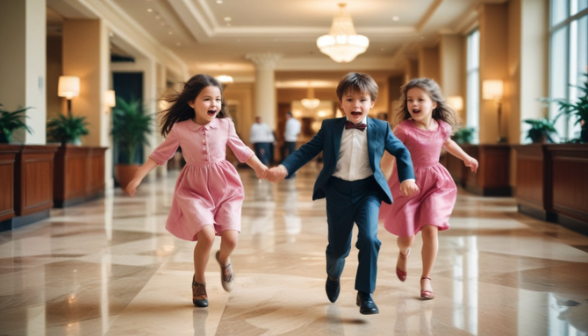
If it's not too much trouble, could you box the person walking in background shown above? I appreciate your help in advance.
[125,74,268,308]
[266,72,419,315]
[379,78,478,300]
[284,111,301,156]
[250,116,275,165]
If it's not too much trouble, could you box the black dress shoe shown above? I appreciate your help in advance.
[325,277,340,303]
[356,291,379,315]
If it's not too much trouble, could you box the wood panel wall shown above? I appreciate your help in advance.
[0,145,21,222]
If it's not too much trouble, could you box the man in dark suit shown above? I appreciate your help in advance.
[267,73,419,315]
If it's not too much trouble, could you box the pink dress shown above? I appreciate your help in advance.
[149,118,254,241]
[380,119,457,237]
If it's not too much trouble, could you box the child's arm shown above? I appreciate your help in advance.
[443,139,479,172]
[126,158,159,196]
[384,123,419,196]
[245,155,268,179]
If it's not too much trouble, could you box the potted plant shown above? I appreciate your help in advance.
[111,97,152,189]
[0,103,32,143]
[522,118,558,143]
[552,73,588,143]
[451,127,475,144]
[46,113,89,145]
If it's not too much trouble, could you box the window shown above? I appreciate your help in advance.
[466,29,480,143]
[549,0,588,141]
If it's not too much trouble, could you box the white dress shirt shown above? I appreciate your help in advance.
[332,118,373,181]
[250,122,275,143]
[284,118,301,142]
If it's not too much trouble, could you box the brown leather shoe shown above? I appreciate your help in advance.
[192,277,208,307]
[215,251,235,292]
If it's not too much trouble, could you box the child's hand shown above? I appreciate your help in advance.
[266,165,288,182]
[399,180,419,197]
[126,178,141,196]
[464,157,479,172]
[255,166,268,180]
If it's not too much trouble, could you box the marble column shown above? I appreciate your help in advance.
[0,0,46,144]
[245,53,281,129]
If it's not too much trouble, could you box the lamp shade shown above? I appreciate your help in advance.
[482,80,503,100]
[58,76,80,99]
[316,3,369,63]
[446,96,463,111]
[106,90,116,108]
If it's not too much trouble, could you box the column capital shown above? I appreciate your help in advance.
[245,53,281,70]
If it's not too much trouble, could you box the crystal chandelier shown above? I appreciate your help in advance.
[316,3,369,63]
[301,87,320,110]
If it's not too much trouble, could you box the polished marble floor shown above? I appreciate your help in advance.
[1,165,588,336]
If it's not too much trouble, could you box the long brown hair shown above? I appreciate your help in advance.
[159,74,230,136]
[393,78,459,132]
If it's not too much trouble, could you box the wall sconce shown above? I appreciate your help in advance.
[482,79,506,143]
[58,76,80,117]
[446,96,463,112]
[105,90,116,114]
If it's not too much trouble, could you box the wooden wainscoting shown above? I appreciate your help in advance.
[462,144,511,196]
[547,145,588,233]
[513,144,549,220]
[0,145,21,222]
[54,146,107,207]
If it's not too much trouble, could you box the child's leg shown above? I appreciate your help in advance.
[194,225,216,283]
[420,225,438,292]
[218,230,238,279]
[396,235,415,274]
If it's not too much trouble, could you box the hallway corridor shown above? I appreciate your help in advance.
[1,166,587,336]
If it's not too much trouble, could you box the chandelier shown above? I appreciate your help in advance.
[215,75,234,84]
[316,3,369,63]
[301,87,320,110]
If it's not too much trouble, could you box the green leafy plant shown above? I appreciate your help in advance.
[112,97,152,164]
[0,103,33,143]
[549,73,588,143]
[451,127,475,144]
[523,118,558,143]
[47,114,89,145]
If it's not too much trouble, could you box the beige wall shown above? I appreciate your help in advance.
[419,46,440,82]
[224,83,255,146]
[440,34,466,121]
[46,36,63,121]
[479,3,509,144]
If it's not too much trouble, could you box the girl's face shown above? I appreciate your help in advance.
[406,87,437,124]
[339,90,375,124]
[189,85,222,125]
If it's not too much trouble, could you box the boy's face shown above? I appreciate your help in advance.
[339,90,375,124]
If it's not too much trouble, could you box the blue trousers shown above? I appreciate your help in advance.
[325,176,382,293]
[254,142,271,165]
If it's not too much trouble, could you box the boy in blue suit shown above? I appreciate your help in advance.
[267,73,419,314]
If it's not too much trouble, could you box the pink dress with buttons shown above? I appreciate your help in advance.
[149,118,254,241]
[379,119,457,237]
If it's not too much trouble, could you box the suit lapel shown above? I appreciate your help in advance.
[333,118,346,160]
[366,117,376,171]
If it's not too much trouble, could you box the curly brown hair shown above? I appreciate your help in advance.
[159,74,230,136]
[393,78,459,132]
[336,72,379,102]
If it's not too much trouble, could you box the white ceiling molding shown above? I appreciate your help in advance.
[416,0,445,32]
[275,80,339,89]
[168,0,214,42]
[54,0,189,78]
[275,57,400,72]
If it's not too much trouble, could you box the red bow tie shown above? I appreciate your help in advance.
[345,121,367,131]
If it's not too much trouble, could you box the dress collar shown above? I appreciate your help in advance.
[187,118,219,131]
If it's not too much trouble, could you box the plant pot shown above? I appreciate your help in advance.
[114,164,140,190]
[581,125,588,143]
[0,132,11,144]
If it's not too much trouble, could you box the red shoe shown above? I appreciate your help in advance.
[396,249,410,282]
[420,277,434,300]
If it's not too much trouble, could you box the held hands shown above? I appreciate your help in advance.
[399,180,420,197]
[464,157,479,172]
[126,178,141,197]
[255,165,269,180]
[266,165,288,183]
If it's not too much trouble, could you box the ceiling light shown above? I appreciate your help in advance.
[147,8,153,12]
[216,75,234,84]
[392,16,399,21]
[224,17,231,22]
[216,0,223,3]
[316,3,369,63]
[301,86,320,110]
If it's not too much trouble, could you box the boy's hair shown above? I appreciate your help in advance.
[336,72,379,102]
[159,74,230,136]
[393,78,459,131]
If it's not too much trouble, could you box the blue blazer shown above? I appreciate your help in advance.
[281,117,414,204]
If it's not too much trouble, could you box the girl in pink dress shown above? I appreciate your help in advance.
[380,78,478,300]
[125,74,268,307]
